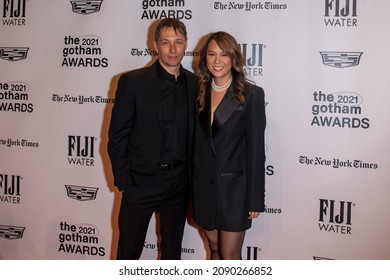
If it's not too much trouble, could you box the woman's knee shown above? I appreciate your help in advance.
[204,230,218,251]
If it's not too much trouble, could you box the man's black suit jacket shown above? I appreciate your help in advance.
[108,60,198,192]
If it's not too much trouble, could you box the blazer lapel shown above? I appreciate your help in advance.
[186,72,195,139]
[213,86,240,130]
[198,91,214,152]
[146,64,164,134]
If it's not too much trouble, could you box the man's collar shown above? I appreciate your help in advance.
[155,60,183,80]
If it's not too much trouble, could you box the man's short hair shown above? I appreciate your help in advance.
[154,18,187,41]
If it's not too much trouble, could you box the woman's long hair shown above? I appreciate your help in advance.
[197,31,251,112]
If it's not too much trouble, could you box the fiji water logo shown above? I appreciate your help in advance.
[239,43,265,77]
[244,246,261,260]
[324,0,358,27]
[0,174,21,204]
[318,199,354,235]
[67,135,96,167]
[2,0,27,26]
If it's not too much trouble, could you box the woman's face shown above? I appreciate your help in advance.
[206,39,232,83]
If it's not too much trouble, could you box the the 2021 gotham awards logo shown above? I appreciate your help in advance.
[141,0,192,20]
[318,199,354,235]
[62,35,108,67]
[320,51,363,68]
[65,185,99,201]
[58,221,105,256]
[0,47,28,61]
[239,43,265,77]
[0,224,25,239]
[324,0,358,27]
[0,81,33,113]
[0,174,21,204]
[70,0,103,15]
[67,135,96,167]
[2,0,26,26]
[310,90,370,129]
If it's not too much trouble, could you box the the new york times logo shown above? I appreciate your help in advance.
[0,174,21,204]
[324,0,358,27]
[144,241,195,254]
[319,199,354,235]
[70,0,103,15]
[2,0,26,26]
[141,0,192,20]
[239,43,265,77]
[214,2,288,11]
[65,185,98,201]
[67,135,96,167]
[320,51,363,68]
[0,47,28,61]
[0,224,25,239]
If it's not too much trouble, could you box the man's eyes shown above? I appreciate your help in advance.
[160,41,184,45]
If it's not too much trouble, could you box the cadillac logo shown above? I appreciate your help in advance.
[70,0,103,15]
[320,51,363,68]
[65,185,99,201]
[0,47,29,61]
[0,225,25,239]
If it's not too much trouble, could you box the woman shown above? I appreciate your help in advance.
[192,31,266,260]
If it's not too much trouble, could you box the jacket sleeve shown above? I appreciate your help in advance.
[246,86,266,212]
[107,73,135,191]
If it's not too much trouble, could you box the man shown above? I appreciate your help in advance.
[107,18,197,260]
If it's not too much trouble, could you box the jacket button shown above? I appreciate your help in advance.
[209,179,214,184]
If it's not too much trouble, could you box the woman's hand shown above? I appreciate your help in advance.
[248,212,261,219]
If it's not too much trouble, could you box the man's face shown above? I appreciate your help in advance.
[154,27,187,75]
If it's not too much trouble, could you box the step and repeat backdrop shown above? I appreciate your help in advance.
[1,0,390,260]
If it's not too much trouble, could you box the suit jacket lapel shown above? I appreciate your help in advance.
[199,86,241,151]
[199,91,214,151]
[185,71,195,140]
[213,86,240,130]
[146,63,164,134]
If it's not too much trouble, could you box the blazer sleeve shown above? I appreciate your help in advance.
[107,73,135,191]
[246,86,266,212]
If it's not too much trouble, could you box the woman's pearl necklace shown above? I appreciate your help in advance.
[211,77,232,92]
